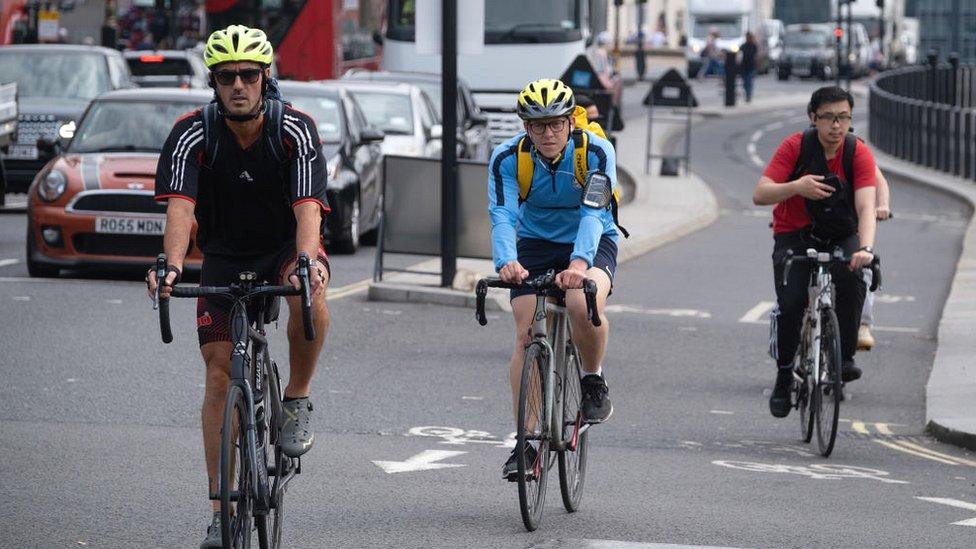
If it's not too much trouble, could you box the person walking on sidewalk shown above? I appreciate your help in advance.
[487,79,622,479]
[859,167,892,350]
[752,86,878,418]
[739,32,758,103]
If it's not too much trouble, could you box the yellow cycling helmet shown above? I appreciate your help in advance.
[516,78,576,120]
[204,24,274,69]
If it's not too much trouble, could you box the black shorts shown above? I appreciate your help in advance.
[196,244,330,346]
[510,235,618,300]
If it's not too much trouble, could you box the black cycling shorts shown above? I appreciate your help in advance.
[510,235,617,300]
[196,243,329,346]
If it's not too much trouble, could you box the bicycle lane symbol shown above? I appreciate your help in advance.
[712,460,910,484]
[408,426,516,448]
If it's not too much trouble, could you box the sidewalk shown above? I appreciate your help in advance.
[869,149,976,451]
[368,90,720,311]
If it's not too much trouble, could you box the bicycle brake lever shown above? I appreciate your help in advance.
[583,279,601,327]
[475,279,488,326]
[153,253,167,310]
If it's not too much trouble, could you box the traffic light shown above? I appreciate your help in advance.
[876,0,885,8]
[834,27,844,39]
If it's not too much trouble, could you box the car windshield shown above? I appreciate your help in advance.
[70,101,203,153]
[785,30,832,48]
[692,17,743,40]
[0,51,110,101]
[349,91,414,135]
[285,94,343,143]
[127,55,194,76]
[388,0,581,44]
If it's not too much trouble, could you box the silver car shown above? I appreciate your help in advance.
[325,81,442,158]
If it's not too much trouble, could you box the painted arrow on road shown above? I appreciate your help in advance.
[372,450,467,474]
[917,497,976,526]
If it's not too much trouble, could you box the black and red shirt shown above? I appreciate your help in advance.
[155,105,330,256]
[763,131,877,235]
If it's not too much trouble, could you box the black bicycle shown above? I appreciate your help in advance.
[782,248,880,457]
[153,252,316,548]
[476,270,601,531]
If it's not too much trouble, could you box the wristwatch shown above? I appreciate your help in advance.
[858,246,874,254]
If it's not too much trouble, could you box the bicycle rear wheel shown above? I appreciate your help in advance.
[815,308,843,457]
[220,384,255,548]
[517,343,550,532]
[558,344,588,512]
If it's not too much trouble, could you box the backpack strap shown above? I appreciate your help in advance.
[263,99,288,165]
[516,136,534,204]
[571,129,587,186]
[788,127,825,181]
[201,102,221,170]
[842,132,856,194]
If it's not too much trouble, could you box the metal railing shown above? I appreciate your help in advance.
[869,53,976,179]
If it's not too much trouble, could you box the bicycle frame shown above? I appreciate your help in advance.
[799,252,836,387]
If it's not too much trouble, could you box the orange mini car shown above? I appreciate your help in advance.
[26,88,211,277]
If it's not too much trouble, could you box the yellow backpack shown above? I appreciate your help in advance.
[515,106,629,237]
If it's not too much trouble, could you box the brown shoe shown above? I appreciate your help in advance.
[857,324,875,351]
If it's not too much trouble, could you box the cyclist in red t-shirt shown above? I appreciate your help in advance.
[752,86,877,418]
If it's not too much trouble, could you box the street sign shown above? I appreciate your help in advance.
[37,10,59,43]
[559,54,607,92]
[643,68,698,108]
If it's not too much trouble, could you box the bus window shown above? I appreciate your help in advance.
[386,0,582,44]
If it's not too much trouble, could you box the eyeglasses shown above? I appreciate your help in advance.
[213,68,263,86]
[527,118,568,135]
[815,112,852,124]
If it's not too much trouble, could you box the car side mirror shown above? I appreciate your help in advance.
[429,124,443,140]
[360,127,385,143]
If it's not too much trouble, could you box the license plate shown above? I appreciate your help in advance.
[95,217,165,235]
[8,144,37,160]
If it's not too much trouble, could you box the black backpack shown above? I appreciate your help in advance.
[788,127,858,241]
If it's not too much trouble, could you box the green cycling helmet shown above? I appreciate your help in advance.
[204,24,273,69]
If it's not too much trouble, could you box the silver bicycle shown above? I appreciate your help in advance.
[476,270,601,531]
[783,247,880,457]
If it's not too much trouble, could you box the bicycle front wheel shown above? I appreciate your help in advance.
[558,344,588,512]
[796,344,814,444]
[815,308,843,457]
[517,342,550,532]
[221,384,255,548]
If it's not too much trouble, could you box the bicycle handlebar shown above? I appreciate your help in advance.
[475,270,602,328]
[155,252,316,344]
[781,248,882,292]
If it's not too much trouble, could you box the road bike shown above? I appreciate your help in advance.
[153,253,316,548]
[475,270,601,531]
[783,248,880,457]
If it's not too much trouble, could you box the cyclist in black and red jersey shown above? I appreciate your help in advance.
[145,24,331,548]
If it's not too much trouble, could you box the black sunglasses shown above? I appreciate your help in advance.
[213,68,263,86]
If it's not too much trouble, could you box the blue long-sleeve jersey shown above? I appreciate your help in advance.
[487,130,620,272]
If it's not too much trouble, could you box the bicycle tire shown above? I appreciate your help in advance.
[220,384,254,548]
[815,307,843,457]
[517,342,550,532]
[266,359,286,549]
[558,344,588,512]
[795,337,814,444]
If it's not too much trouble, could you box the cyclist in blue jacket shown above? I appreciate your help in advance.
[488,78,621,480]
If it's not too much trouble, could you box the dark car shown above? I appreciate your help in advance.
[342,69,490,161]
[778,24,837,81]
[26,88,211,277]
[0,44,134,193]
[123,49,209,89]
[278,80,385,254]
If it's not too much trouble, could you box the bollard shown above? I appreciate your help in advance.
[928,50,939,102]
[724,50,737,107]
[948,53,959,106]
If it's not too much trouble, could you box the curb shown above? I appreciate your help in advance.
[870,148,976,451]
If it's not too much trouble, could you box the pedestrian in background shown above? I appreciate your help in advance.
[740,31,758,103]
[858,167,892,350]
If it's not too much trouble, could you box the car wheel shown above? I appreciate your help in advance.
[26,223,59,277]
[333,194,360,254]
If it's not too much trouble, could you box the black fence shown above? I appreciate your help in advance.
[869,54,976,180]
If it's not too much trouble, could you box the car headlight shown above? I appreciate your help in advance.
[58,120,75,140]
[728,44,740,53]
[39,169,67,202]
[691,43,701,54]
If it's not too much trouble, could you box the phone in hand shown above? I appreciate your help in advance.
[822,173,840,193]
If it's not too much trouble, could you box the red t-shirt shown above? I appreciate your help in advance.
[763,132,877,234]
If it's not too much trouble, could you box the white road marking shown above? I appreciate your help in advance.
[875,294,916,304]
[0,258,19,268]
[763,120,786,131]
[12,296,29,301]
[372,449,466,474]
[604,304,711,318]
[750,130,763,142]
[408,426,508,447]
[461,396,484,400]
[916,497,976,527]
[739,301,775,324]
[872,325,920,333]
[747,130,766,167]
[106,299,123,305]
[712,461,908,484]
[709,410,734,415]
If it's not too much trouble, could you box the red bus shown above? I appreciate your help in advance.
[205,0,384,81]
